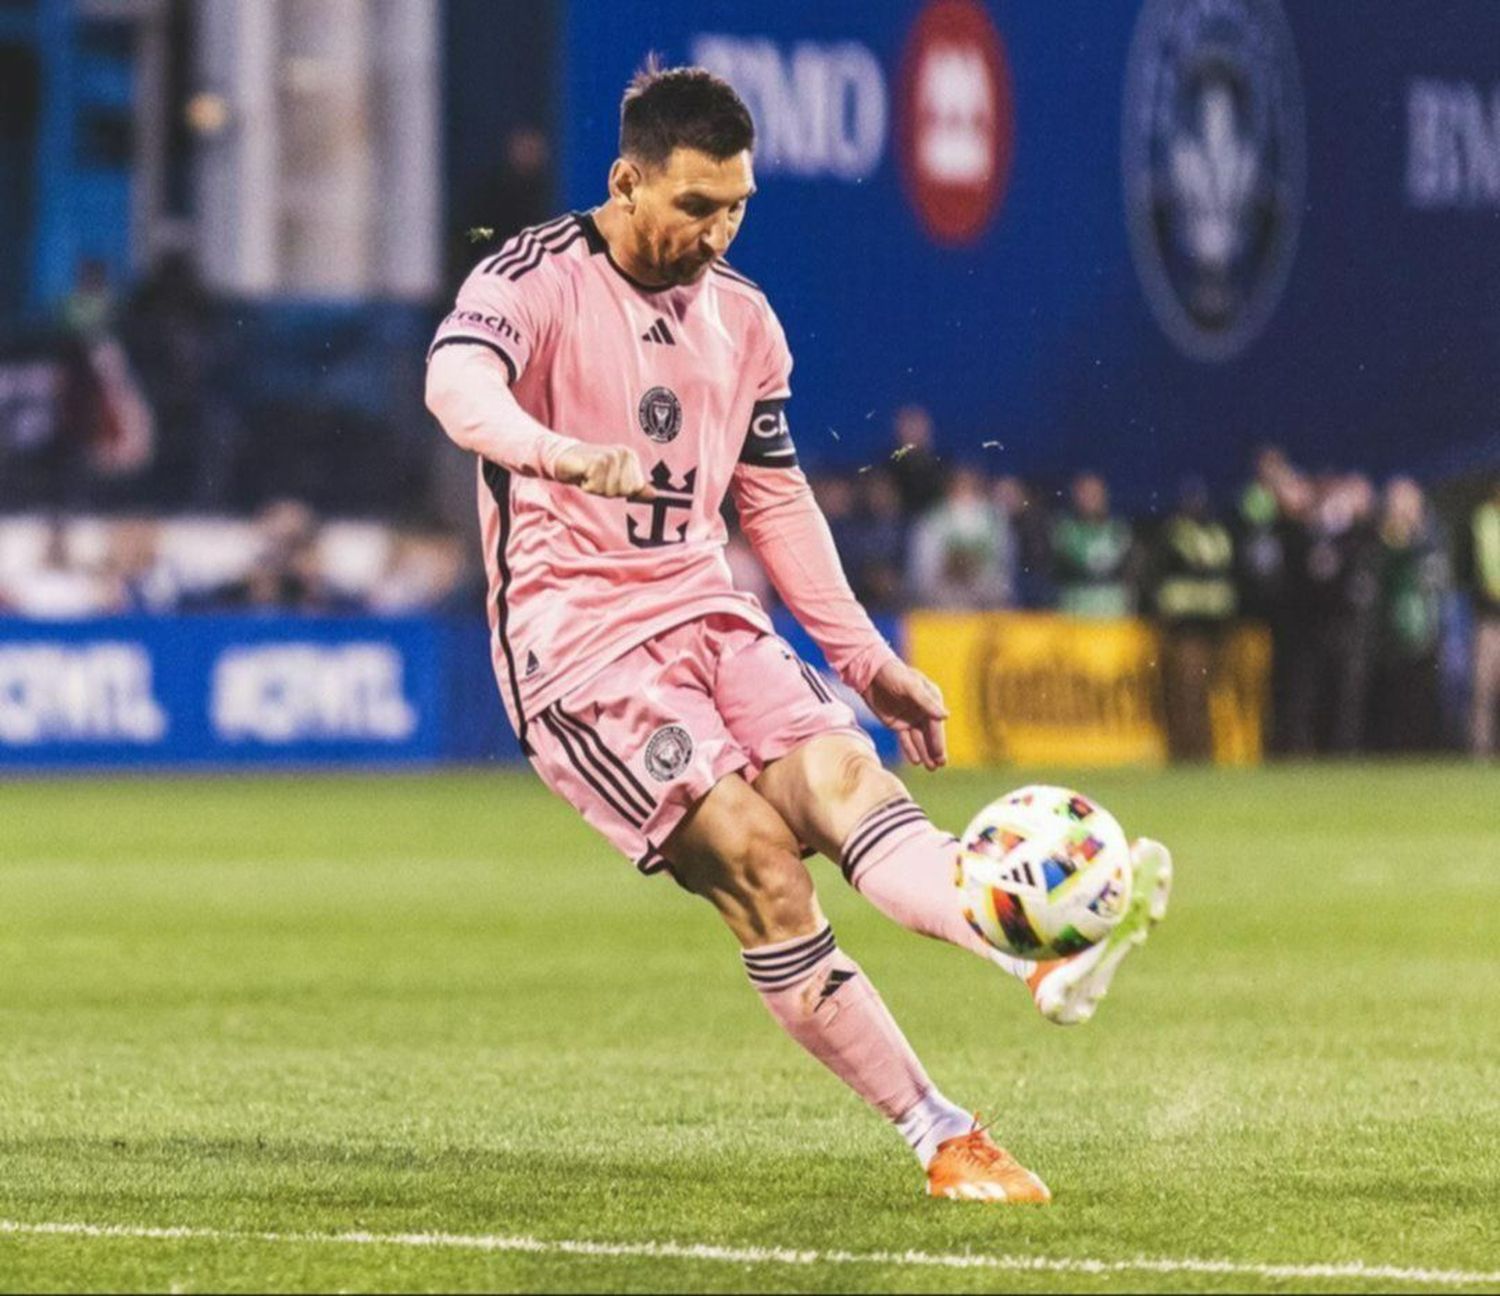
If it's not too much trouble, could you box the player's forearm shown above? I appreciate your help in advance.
[425,344,581,479]
[734,467,899,694]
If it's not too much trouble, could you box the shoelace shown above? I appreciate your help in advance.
[948,1117,1011,1172]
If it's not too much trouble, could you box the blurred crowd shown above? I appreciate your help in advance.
[0,501,468,620]
[0,252,432,516]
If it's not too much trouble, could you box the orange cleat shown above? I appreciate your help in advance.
[925,1121,1052,1203]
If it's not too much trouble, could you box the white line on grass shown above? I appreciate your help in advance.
[2,1219,1497,1289]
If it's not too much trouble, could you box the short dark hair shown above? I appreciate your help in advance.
[620,60,754,169]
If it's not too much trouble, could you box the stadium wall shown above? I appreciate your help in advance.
[560,0,1500,503]
[0,609,1264,771]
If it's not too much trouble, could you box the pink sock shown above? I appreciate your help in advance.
[842,797,1034,975]
[742,925,935,1123]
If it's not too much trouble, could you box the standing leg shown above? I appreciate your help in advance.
[665,773,983,1169]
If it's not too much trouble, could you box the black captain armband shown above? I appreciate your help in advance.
[739,398,798,468]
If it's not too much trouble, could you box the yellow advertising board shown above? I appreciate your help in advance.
[906,612,1268,767]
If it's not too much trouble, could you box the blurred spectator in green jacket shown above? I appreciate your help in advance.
[1465,477,1500,757]
[1152,478,1237,760]
[1051,472,1134,618]
[1371,477,1448,751]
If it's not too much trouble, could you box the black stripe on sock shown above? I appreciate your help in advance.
[743,928,837,988]
[549,706,655,819]
[841,797,919,866]
[742,924,836,972]
[539,708,644,828]
[842,809,928,878]
[841,808,929,882]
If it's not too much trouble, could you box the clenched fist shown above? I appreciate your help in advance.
[554,444,657,500]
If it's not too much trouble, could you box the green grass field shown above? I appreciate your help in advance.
[2,763,1498,1293]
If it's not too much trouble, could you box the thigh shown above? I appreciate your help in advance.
[712,621,873,780]
[527,629,750,874]
[665,771,823,946]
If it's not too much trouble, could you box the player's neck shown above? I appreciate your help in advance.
[591,204,671,289]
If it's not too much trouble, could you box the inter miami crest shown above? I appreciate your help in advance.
[644,723,693,782]
[638,386,682,444]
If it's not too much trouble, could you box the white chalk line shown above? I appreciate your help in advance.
[2,1220,1498,1288]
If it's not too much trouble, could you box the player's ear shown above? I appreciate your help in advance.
[609,158,643,211]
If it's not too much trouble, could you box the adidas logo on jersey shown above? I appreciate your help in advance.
[524,650,541,678]
[641,318,676,346]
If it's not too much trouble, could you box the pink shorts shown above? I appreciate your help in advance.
[527,614,870,873]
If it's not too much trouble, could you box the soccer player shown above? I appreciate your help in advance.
[426,65,1172,1203]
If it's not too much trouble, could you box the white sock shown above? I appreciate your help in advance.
[989,949,1038,981]
[894,1088,975,1166]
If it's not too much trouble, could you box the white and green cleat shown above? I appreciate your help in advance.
[1027,837,1173,1026]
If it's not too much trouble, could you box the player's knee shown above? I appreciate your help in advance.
[818,740,905,815]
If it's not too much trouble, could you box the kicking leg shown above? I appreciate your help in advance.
[753,735,1033,975]
[754,736,1172,1024]
[665,772,1047,1200]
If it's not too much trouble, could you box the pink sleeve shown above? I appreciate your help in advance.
[425,250,581,478]
[424,342,580,479]
[427,245,555,380]
[732,463,898,695]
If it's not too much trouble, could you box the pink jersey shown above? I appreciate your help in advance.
[431,211,815,747]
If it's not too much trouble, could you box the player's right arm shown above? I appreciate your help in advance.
[425,346,653,499]
[424,254,653,500]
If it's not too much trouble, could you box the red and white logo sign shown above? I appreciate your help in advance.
[898,0,1015,246]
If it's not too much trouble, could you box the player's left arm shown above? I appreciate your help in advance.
[731,455,948,770]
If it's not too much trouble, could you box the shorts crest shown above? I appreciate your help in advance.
[644,723,694,782]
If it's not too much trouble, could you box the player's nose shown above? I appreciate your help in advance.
[702,214,731,257]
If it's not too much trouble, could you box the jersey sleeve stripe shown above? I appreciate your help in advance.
[508,227,585,281]
[427,336,519,384]
[480,214,575,274]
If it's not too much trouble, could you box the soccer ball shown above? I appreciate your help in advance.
[956,785,1133,960]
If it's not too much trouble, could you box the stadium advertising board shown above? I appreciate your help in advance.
[561,1,1500,496]
[0,615,521,768]
[907,611,1268,767]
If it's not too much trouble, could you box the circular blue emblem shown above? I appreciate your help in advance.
[1123,0,1305,361]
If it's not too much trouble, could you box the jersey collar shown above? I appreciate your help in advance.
[577,210,697,297]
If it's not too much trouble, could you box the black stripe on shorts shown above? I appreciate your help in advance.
[548,705,655,821]
[539,706,645,829]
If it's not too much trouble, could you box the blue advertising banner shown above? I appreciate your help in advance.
[0,615,522,769]
[0,613,901,770]
[561,1,1500,501]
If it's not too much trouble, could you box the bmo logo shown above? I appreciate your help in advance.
[691,34,887,181]
[898,0,1015,246]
